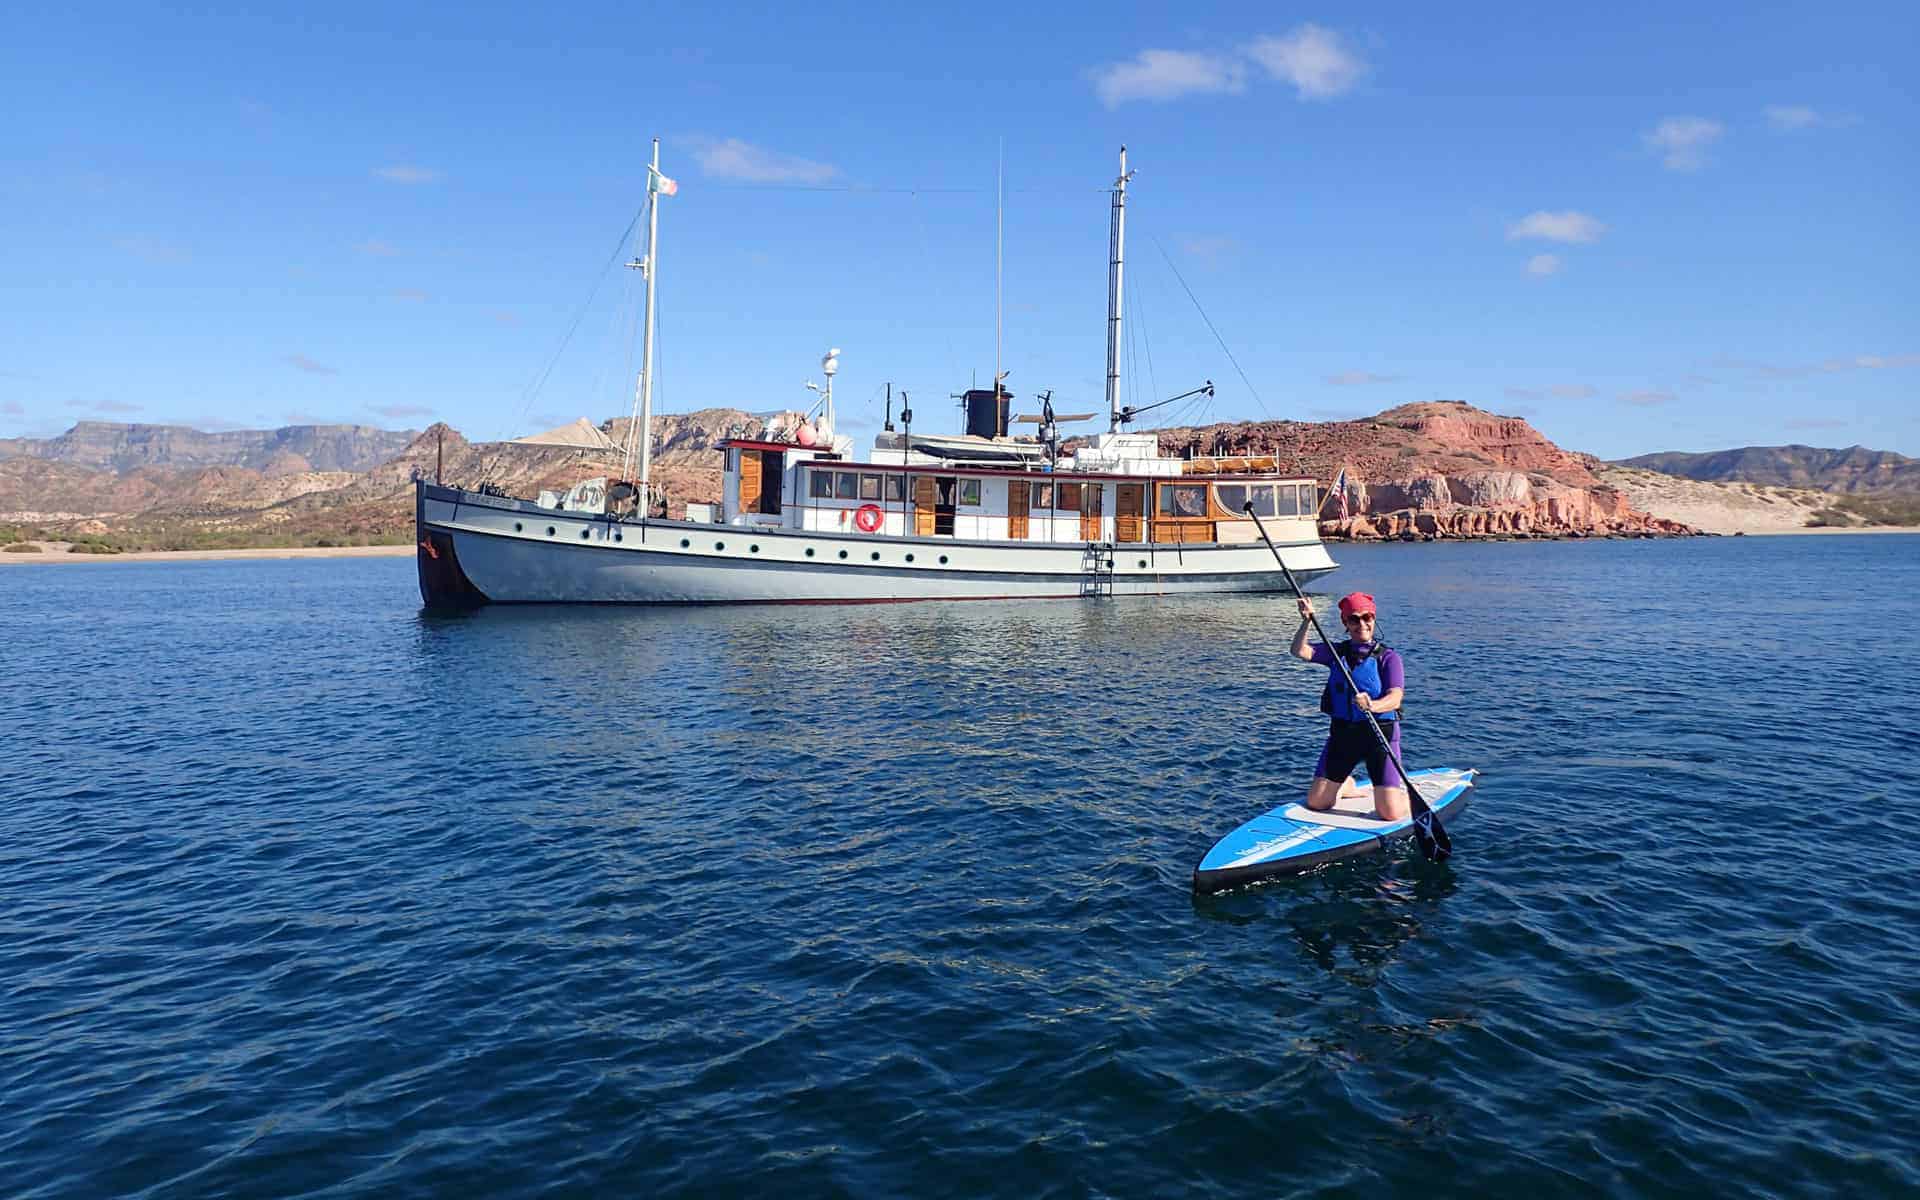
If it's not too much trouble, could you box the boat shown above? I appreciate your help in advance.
[415,145,1338,607]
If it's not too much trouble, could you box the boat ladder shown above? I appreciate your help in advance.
[1081,541,1116,597]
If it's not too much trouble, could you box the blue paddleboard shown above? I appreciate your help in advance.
[1191,767,1476,893]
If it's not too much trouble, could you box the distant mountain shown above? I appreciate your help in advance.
[0,421,418,474]
[1613,444,1920,493]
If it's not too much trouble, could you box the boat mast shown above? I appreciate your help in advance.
[1104,145,1134,433]
[626,138,667,513]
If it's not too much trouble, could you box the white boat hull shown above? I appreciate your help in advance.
[416,483,1336,606]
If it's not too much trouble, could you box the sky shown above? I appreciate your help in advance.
[1,2,1915,460]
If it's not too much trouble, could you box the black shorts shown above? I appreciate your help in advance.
[1314,718,1404,789]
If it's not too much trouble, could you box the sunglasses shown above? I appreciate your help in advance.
[1341,613,1376,623]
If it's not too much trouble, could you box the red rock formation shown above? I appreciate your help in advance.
[1154,401,1693,539]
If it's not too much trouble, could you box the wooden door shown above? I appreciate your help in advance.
[1079,483,1103,541]
[739,450,762,513]
[1008,476,1029,538]
[1116,483,1144,542]
[913,475,937,536]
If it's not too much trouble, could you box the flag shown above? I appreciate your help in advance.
[652,170,678,196]
[1323,466,1348,519]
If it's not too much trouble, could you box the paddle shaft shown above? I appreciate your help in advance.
[1243,505,1451,858]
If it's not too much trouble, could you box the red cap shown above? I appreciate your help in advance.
[1337,592,1376,618]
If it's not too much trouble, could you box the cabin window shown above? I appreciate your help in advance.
[1030,482,1052,509]
[1161,484,1208,517]
[1214,483,1248,513]
[1277,484,1302,516]
[1247,485,1279,517]
[810,471,833,499]
[1056,482,1082,512]
[885,475,906,502]
[859,473,882,501]
[836,471,859,500]
[959,479,981,506]
[1298,483,1317,513]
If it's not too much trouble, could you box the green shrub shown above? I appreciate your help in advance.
[3,541,44,553]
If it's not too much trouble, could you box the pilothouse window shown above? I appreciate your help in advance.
[836,472,859,500]
[959,479,981,506]
[810,471,833,499]
[1030,482,1052,509]
[1277,484,1302,516]
[859,474,882,501]
[1246,485,1279,518]
[1056,483,1082,512]
[885,475,906,502]
[1214,483,1247,512]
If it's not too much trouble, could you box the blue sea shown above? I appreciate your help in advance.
[4,535,1918,1198]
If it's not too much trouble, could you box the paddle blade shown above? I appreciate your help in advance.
[1405,782,1453,862]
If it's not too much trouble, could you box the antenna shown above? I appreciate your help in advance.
[996,138,1004,405]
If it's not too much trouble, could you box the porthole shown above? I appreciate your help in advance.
[546,526,556,537]
[1138,559,1147,568]
[580,529,590,539]
[750,544,760,554]
[613,531,622,543]
[715,541,726,551]
[905,553,915,563]
[805,547,816,557]
[680,538,691,548]
[870,551,880,561]
[838,549,848,559]
[513,521,523,532]
[939,555,949,565]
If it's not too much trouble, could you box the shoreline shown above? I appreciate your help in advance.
[0,543,415,564]
[6,524,1918,565]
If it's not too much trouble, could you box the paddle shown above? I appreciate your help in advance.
[1243,502,1453,862]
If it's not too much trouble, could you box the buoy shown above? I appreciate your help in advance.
[795,421,816,447]
[854,504,883,533]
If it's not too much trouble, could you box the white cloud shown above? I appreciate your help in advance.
[286,354,338,376]
[1326,370,1401,386]
[1244,25,1365,100]
[1177,233,1239,264]
[391,289,429,303]
[1090,49,1246,107]
[1505,387,1544,401]
[1551,384,1598,400]
[1620,390,1675,406]
[94,400,142,414]
[116,235,190,265]
[1644,116,1724,171]
[1786,417,1847,430]
[691,138,839,185]
[1765,105,1820,131]
[373,165,441,184]
[1507,211,1607,244]
[1526,254,1561,276]
[372,403,434,418]
[1,399,22,415]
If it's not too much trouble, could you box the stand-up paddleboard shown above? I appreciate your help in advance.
[1192,768,1477,893]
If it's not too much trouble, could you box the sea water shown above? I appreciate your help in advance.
[3,535,1916,1197]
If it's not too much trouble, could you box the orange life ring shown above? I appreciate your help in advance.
[854,504,884,533]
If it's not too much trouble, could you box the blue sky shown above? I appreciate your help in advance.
[2,2,1914,459]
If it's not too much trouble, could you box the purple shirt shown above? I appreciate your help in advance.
[1309,640,1404,694]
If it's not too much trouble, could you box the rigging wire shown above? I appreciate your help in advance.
[1148,232,1271,422]
[478,204,647,485]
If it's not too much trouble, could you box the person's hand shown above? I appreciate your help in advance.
[1353,692,1374,712]
[1296,597,1313,621]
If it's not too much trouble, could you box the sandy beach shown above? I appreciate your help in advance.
[0,543,415,564]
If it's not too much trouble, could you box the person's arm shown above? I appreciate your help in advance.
[1289,597,1318,662]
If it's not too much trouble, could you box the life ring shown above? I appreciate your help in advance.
[854,504,884,533]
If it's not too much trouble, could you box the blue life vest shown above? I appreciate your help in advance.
[1320,639,1398,723]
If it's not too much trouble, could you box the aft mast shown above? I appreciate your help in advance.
[1104,146,1135,433]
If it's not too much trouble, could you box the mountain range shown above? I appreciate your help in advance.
[0,421,417,474]
[1613,445,1920,494]
[4,411,1912,549]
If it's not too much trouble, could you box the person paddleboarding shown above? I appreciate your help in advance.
[1289,591,1409,821]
